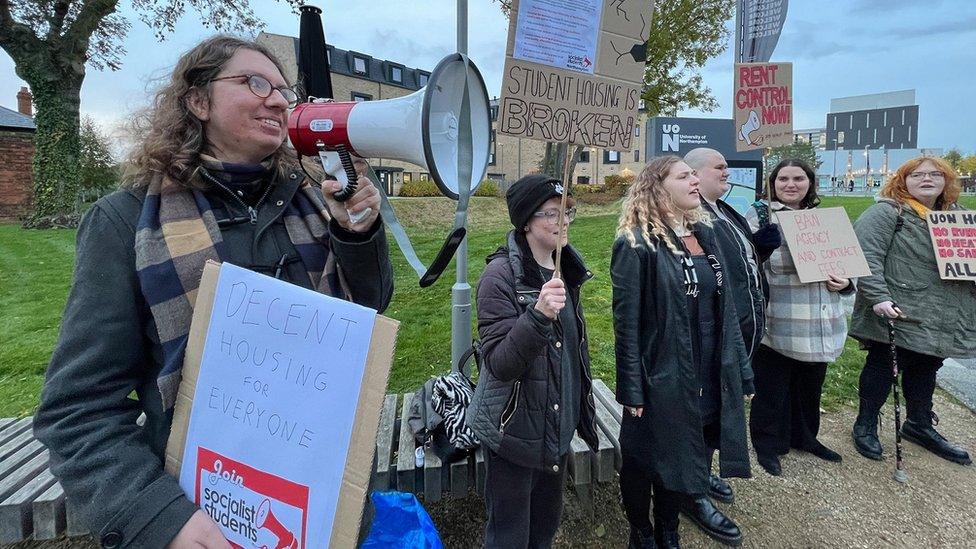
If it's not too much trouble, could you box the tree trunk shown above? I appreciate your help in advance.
[12,44,86,228]
[25,78,83,226]
[540,142,585,184]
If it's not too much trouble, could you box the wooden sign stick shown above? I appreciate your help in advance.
[553,146,575,280]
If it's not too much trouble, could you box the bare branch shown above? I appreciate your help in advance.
[0,0,44,63]
[64,0,119,52]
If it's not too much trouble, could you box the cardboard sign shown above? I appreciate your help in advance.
[165,261,399,549]
[497,0,654,151]
[927,211,976,281]
[733,62,793,151]
[776,207,872,283]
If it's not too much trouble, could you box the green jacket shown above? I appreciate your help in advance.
[849,199,976,359]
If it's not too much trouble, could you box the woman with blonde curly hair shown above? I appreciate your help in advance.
[850,156,974,466]
[611,155,753,548]
[34,36,393,548]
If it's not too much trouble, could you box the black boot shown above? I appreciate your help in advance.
[901,413,972,466]
[679,497,743,546]
[852,399,883,460]
[708,473,734,504]
[756,452,781,476]
[654,528,681,549]
[627,524,655,549]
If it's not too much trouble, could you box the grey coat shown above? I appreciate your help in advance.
[467,231,599,472]
[33,179,393,549]
[850,199,976,358]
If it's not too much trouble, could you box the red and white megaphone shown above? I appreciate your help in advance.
[255,498,298,549]
[288,53,491,201]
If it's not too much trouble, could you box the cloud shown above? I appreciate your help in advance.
[852,0,944,13]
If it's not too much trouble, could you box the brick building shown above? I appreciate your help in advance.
[0,87,35,219]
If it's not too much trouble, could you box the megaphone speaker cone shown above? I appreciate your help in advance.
[287,53,491,201]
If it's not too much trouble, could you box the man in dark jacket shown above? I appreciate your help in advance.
[467,174,598,548]
[682,148,781,545]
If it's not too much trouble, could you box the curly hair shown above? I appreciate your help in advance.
[767,159,820,209]
[879,156,960,209]
[123,35,297,190]
[616,155,711,254]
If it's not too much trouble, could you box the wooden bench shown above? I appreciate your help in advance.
[0,380,622,543]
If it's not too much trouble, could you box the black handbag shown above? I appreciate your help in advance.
[406,343,482,463]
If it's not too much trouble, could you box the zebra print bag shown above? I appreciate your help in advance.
[407,344,482,463]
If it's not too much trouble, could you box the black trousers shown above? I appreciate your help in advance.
[749,345,827,456]
[859,342,944,424]
[483,450,568,549]
[619,422,720,532]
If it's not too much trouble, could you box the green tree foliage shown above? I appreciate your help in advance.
[943,149,963,170]
[78,116,118,201]
[764,140,822,177]
[0,0,302,227]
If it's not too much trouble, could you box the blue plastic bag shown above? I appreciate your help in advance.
[361,491,444,549]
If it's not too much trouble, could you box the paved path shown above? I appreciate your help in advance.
[938,358,976,412]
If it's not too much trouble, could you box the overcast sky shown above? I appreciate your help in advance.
[2,0,974,154]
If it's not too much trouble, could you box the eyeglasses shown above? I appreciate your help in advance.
[210,74,299,108]
[533,207,577,223]
[908,171,946,180]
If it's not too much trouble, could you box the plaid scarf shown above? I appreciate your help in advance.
[135,156,350,411]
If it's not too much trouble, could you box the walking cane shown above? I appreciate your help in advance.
[887,317,908,483]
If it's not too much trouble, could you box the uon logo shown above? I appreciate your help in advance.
[662,124,680,152]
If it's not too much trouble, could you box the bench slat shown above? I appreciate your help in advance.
[449,457,468,498]
[0,449,49,503]
[374,394,397,491]
[592,394,623,471]
[0,440,45,485]
[395,393,416,493]
[568,434,591,487]
[584,394,616,483]
[592,379,623,424]
[0,467,57,543]
[0,421,34,461]
[0,418,15,433]
[423,443,442,503]
[32,481,66,540]
[66,498,88,536]
[0,418,30,446]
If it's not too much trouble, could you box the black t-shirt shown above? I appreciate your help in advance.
[687,255,721,424]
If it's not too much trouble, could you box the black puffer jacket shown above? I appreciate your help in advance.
[612,224,753,495]
[467,231,599,472]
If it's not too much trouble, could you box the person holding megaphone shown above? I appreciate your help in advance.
[467,174,599,548]
[33,36,393,549]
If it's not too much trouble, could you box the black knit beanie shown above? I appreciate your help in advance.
[505,174,567,229]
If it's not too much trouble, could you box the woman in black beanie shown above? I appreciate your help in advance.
[467,174,599,548]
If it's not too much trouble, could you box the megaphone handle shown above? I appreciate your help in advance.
[316,148,370,224]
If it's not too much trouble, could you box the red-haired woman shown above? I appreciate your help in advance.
[850,156,974,465]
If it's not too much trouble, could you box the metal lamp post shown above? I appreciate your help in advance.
[451,0,472,374]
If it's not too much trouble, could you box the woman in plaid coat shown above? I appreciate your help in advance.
[746,159,855,476]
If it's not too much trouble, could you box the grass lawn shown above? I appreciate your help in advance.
[2,195,974,417]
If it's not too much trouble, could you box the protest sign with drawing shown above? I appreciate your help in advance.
[734,62,793,152]
[775,207,872,283]
[165,262,399,549]
[926,211,976,282]
[497,0,653,151]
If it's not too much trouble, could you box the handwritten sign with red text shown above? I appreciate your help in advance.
[734,62,793,151]
[776,207,871,283]
[927,211,976,281]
